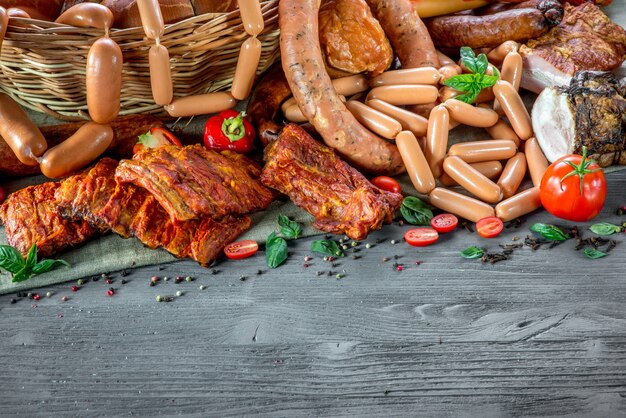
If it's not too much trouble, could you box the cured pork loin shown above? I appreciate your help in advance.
[260,124,402,240]
[115,145,274,224]
[0,183,97,258]
[56,158,251,266]
[532,71,626,167]
[520,3,626,93]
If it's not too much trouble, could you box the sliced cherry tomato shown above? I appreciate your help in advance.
[476,216,504,238]
[404,228,439,247]
[539,146,606,222]
[431,213,458,233]
[224,240,259,260]
[371,176,402,194]
[133,127,182,154]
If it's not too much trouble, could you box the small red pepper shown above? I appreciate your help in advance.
[133,127,182,155]
[203,110,255,154]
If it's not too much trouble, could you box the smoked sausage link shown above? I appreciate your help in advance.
[497,152,527,198]
[231,37,262,100]
[367,85,439,106]
[428,187,495,223]
[424,104,449,178]
[40,122,113,179]
[346,100,402,140]
[485,118,520,147]
[165,92,237,117]
[525,137,549,186]
[495,186,542,222]
[396,131,435,194]
[86,37,123,124]
[366,99,428,137]
[149,44,173,106]
[439,161,502,187]
[238,0,264,36]
[279,0,404,175]
[137,0,164,40]
[370,67,440,87]
[442,156,503,203]
[0,93,47,166]
[448,139,517,163]
[55,3,114,30]
[443,99,499,128]
[492,80,533,140]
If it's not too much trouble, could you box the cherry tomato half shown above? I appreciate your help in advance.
[224,240,259,259]
[404,228,439,247]
[539,146,606,222]
[371,176,402,194]
[476,217,504,238]
[431,213,458,233]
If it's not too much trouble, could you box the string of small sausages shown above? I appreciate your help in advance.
[280,41,547,224]
[0,3,118,179]
[137,0,264,117]
[0,1,265,179]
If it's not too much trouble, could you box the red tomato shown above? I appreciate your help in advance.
[371,176,402,194]
[476,217,504,238]
[224,240,259,259]
[431,213,458,233]
[404,228,439,247]
[133,127,182,154]
[539,147,606,222]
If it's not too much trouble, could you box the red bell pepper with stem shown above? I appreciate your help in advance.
[203,110,256,154]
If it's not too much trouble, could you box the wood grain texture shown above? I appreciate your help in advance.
[0,170,624,416]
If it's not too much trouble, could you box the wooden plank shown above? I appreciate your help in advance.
[0,171,624,415]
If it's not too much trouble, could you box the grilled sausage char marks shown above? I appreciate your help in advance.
[425,3,563,49]
[279,0,404,175]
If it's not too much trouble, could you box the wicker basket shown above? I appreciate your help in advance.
[0,0,280,121]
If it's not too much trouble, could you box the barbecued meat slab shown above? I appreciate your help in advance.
[261,124,402,240]
[532,71,626,167]
[56,158,252,266]
[520,3,626,92]
[115,145,274,223]
[0,183,97,258]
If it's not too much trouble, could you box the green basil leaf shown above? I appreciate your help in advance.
[32,259,70,275]
[310,239,344,257]
[0,245,25,274]
[475,53,489,75]
[478,74,499,88]
[454,89,481,104]
[459,47,478,74]
[266,232,288,269]
[583,247,607,259]
[443,74,478,92]
[589,222,622,236]
[24,243,38,271]
[12,264,34,283]
[278,215,302,240]
[401,196,433,225]
[460,246,484,259]
[530,223,570,241]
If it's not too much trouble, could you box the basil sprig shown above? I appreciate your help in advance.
[310,239,344,257]
[444,47,499,104]
[583,247,607,259]
[589,222,622,236]
[530,223,570,241]
[400,196,433,226]
[460,246,484,259]
[278,215,302,240]
[266,232,288,269]
[0,244,69,283]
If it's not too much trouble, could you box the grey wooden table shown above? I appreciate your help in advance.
[0,169,624,417]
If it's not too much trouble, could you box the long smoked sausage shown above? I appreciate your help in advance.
[0,93,47,166]
[40,122,113,179]
[279,0,404,175]
[86,37,123,124]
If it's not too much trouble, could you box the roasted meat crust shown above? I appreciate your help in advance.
[260,124,402,240]
[115,145,274,224]
[56,158,251,266]
[521,3,626,76]
[319,0,393,78]
[567,71,626,166]
[0,183,97,258]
